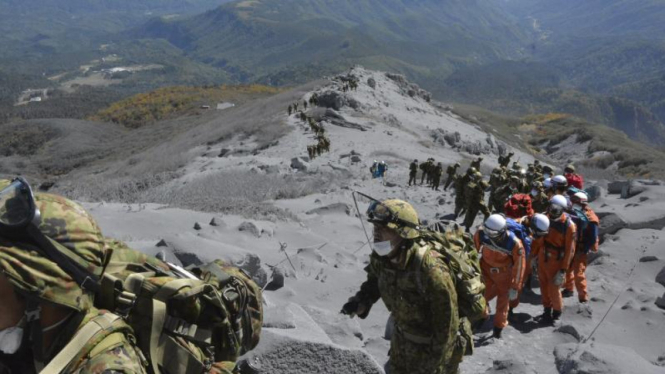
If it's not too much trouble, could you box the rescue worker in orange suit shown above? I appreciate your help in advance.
[530,195,576,324]
[508,213,550,312]
[563,192,599,303]
[474,214,526,339]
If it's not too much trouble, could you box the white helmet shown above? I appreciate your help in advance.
[381,160,385,164]
[531,213,550,237]
[549,194,568,218]
[543,178,552,189]
[484,214,507,239]
[571,191,589,205]
[552,175,567,188]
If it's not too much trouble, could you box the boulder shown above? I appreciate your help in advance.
[193,222,202,230]
[639,256,659,262]
[238,221,262,238]
[218,148,231,158]
[367,77,376,89]
[656,266,665,287]
[585,185,602,203]
[264,267,286,291]
[598,213,628,237]
[608,180,630,194]
[555,342,663,374]
[317,90,348,111]
[621,181,647,199]
[656,293,665,310]
[290,157,309,172]
[155,239,168,247]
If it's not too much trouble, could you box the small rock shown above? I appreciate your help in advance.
[306,203,351,216]
[656,266,665,287]
[384,182,397,188]
[218,148,231,157]
[367,77,376,89]
[39,181,55,191]
[608,180,630,194]
[350,155,362,163]
[438,198,446,205]
[193,222,202,230]
[209,217,220,226]
[290,157,309,171]
[155,239,168,247]
[265,267,285,291]
[555,324,582,341]
[640,256,659,262]
[639,196,650,202]
[314,199,322,204]
[484,358,530,374]
[238,221,262,238]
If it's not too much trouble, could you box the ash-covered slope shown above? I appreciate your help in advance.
[69,67,665,373]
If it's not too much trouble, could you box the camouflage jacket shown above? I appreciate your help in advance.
[409,162,418,174]
[354,240,459,352]
[63,308,148,374]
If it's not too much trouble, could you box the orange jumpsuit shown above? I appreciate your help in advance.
[531,213,576,313]
[474,229,525,329]
[564,206,599,302]
[509,216,534,310]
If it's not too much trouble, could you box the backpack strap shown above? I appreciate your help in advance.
[413,245,429,296]
[40,313,122,374]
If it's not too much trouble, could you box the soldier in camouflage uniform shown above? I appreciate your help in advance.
[492,176,520,214]
[408,159,419,186]
[342,199,465,374]
[454,168,476,219]
[443,163,460,191]
[432,162,444,191]
[0,180,148,374]
[470,157,483,171]
[530,181,550,213]
[419,159,431,185]
[463,176,490,233]
[498,152,514,168]
[488,167,507,212]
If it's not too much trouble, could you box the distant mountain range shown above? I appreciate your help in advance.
[3,0,665,146]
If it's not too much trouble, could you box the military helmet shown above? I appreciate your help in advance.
[542,165,554,174]
[564,164,575,173]
[454,163,460,168]
[0,184,107,311]
[366,199,420,239]
[479,180,489,189]
[467,167,477,175]
[474,171,483,180]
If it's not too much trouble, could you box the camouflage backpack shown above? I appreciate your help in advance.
[417,221,486,324]
[97,239,263,374]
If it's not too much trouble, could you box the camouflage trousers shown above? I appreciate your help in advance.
[463,203,490,230]
[388,330,462,374]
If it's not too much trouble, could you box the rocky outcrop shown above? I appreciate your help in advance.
[385,72,431,102]
[554,343,663,374]
[291,157,310,172]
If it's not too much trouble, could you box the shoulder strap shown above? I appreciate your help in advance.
[40,313,122,374]
[413,246,429,296]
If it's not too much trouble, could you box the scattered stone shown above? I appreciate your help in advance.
[640,256,659,262]
[598,213,628,237]
[238,221,262,238]
[656,266,665,287]
[350,155,362,163]
[155,239,168,247]
[265,267,286,291]
[290,157,309,172]
[193,222,202,230]
[384,181,397,188]
[209,217,220,226]
[438,198,446,205]
[314,199,322,204]
[585,185,602,202]
[588,249,608,265]
[218,148,231,157]
[306,203,351,216]
[484,358,530,374]
[639,196,650,202]
[367,77,376,89]
[555,324,582,341]
[38,181,55,191]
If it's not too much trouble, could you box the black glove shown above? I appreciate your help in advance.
[341,299,360,316]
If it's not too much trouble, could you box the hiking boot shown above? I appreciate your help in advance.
[539,307,553,324]
[508,308,515,321]
[552,310,562,322]
[562,289,574,298]
[492,327,503,339]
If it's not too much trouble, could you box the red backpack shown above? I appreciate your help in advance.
[566,173,584,189]
[503,193,534,219]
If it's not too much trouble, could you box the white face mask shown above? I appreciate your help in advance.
[372,241,393,256]
[0,318,24,355]
[572,204,583,211]
[530,189,539,197]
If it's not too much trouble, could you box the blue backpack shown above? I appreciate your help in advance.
[505,218,532,257]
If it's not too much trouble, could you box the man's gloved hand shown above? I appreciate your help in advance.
[553,270,566,286]
[341,298,360,317]
[508,288,519,301]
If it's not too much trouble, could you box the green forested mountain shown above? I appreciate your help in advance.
[133,0,532,84]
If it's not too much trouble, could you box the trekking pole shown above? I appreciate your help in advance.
[279,242,297,272]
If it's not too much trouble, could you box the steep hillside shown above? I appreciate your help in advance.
[133,0,532,85]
